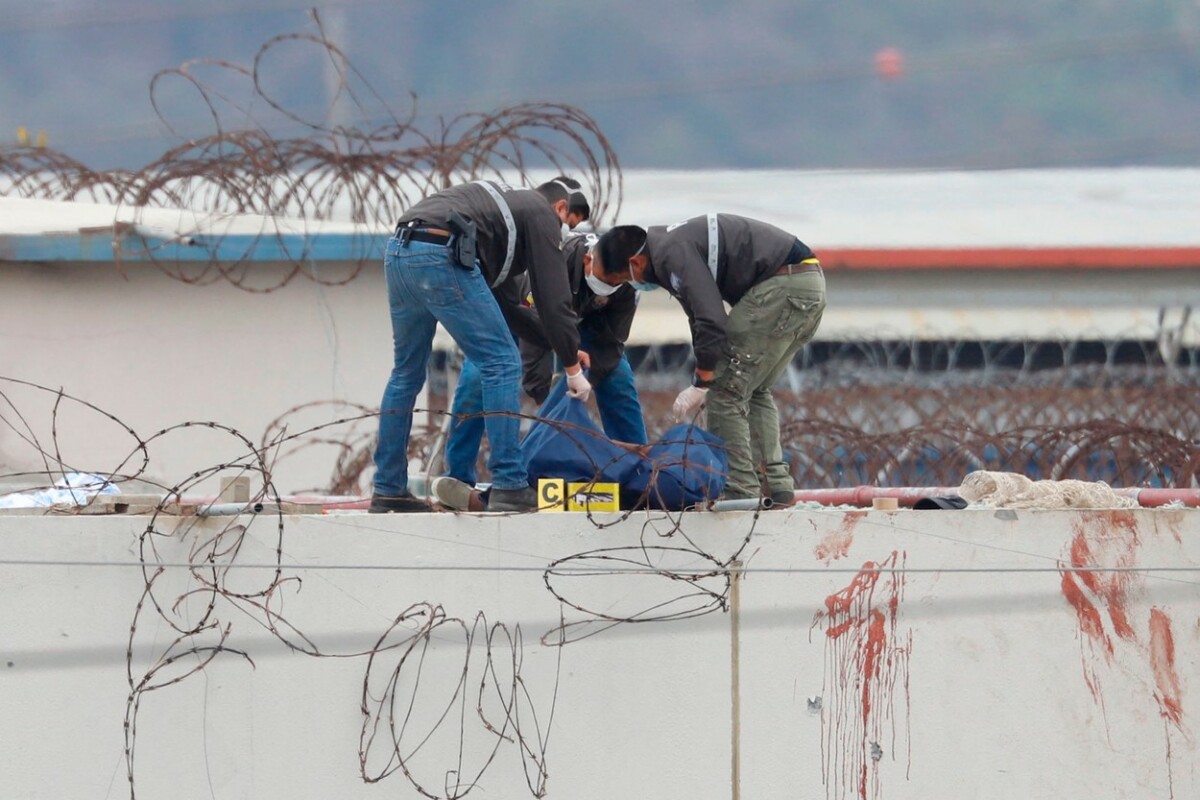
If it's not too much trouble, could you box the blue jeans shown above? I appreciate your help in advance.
[373,238,526,495]
[445,351,648,485]
[444,358,485,485]
[544,353,647,444]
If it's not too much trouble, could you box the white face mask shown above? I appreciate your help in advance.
[584,247,620,296]
[585,270,620,297]
[561,222,572,240]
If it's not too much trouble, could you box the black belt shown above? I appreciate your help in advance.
[395,223,452,246]
[772,260,822,278]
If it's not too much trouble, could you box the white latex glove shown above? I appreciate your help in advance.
[565,367,593,402]
[671,385,708,422]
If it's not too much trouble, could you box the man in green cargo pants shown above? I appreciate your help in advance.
[586,216,826,506]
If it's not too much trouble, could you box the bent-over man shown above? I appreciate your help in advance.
[437,231,647,506]
[370,179,591,513]
[587,215,826,505]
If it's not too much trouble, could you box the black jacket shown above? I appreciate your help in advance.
[641,214,814,371]
[397,181,581,366]
[517,233,638,403]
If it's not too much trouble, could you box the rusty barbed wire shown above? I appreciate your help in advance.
[0,375,746,800]
[625,383,1200,489]
[0,12,622,294]
[4,350,1200,796]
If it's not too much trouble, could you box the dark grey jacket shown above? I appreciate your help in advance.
[397,181,581,366]
[518,233,638,402]
[642,214,814,371]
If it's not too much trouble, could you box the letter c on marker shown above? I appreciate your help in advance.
[541,481,562,507]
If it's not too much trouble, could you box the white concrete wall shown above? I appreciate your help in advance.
[1,260,397,496]
[2,506,1196,799]
[7,256,1196,501]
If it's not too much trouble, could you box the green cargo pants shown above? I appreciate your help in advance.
[707,269,826,499]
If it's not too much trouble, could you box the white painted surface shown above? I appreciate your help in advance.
[0,195,367,236]
[6,168,1200,248]
[1,507,1196,799]
[630,293,1200,345]
[614,167,1200,248]
[0,260,396,495]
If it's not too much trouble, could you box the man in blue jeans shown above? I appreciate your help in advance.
[369,179,592,514]
[440,231,648,491]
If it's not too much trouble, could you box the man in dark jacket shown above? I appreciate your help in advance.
[370,179,592,514]
[518,239,645,440]
[440,231,648,492]
[588,215,826,505]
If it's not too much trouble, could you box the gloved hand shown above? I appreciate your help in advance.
[565,367,593,402]
[672,385,708,422]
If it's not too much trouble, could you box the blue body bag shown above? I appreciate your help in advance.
[521,394,728,510]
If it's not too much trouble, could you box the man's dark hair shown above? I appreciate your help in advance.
[594,225,647,279]
[534,179,570,206]
[539,175,591,221]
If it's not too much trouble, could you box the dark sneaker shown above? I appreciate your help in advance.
[769,489,797,509]
[486,485,538,513]
[368,493,430,513]
[431,476,485,512]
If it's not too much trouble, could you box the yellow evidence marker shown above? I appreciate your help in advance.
[538,479,620,512]
[538,478,567,511]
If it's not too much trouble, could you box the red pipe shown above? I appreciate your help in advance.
[1114,488,1200,508]
[284,494,371,509]
[793,486,1200,508]
[179,494,372,511]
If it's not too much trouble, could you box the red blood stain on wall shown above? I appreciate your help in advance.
[811,551,911,800]
[1059,512,1187,793]
[1149,608,1184,727]
[1061,511,1141,655]
[1154,511,1185,545]
[1061,568,1110,654]
[815,511,866,563]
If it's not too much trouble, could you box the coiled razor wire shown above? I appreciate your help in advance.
[0,12,621,295]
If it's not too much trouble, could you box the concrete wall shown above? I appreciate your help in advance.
[2,506,1196,799]
[1,260,396,496]
[6,257,1197,504]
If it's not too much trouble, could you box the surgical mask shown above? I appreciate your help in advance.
[585,270,620,297]
[561,222,571,240]
[626,242,655,291]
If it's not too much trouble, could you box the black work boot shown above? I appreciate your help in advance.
[368,493,430,513]
[769,489,797,509]
[486,485,538,512]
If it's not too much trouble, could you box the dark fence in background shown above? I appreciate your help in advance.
[623,337,1200,489]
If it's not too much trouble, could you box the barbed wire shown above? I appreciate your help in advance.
[4,366,1199,796]
[0,374,754,799]
[0,12,622,294]
[2,14,1194,800]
